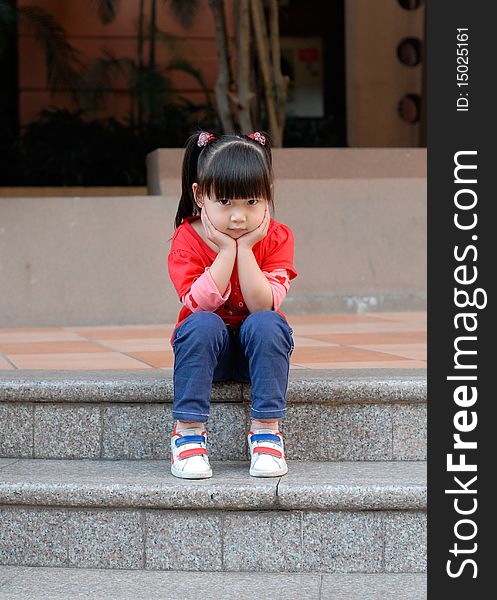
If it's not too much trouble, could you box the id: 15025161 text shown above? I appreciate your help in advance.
[456,28,469,112]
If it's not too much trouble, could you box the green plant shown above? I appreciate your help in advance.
[16,106,203,186]
[0,0,216,130]
[81,0,290,144]
[77,1,216,129]
[0,1,83,93]
[0,0,218,185]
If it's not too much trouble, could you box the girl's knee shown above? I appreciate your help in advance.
[240,311,292,349]
[185,311,225,332]
[243,310,288,331]
[178,312,228,346]
[245,310,274,322]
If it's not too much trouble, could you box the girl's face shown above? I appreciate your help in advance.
[192,183,268,239]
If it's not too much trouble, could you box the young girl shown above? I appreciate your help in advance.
[167,130,297,480]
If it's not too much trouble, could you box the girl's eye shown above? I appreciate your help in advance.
[248,199,258,205]
[219,199,230,205]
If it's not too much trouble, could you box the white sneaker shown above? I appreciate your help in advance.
[171,425,213,479]
[247,429,288,477]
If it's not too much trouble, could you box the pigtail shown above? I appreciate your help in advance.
[244,130,274,216]
[173,131,205,229]
[263,131,273,167]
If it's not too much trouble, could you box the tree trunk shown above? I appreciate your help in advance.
[208,0,236,134]
[235,0,254,133]
[249,36,262,129]
[250,0,281,146]
[268,0,288,140]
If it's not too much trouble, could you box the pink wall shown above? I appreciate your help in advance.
[18,0,236,125]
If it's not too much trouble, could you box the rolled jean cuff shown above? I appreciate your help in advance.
[173,410,209,423]
[250,407,286,419]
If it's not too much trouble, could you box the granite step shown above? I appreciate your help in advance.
[0,566,427,600]
[0,458,426,574]
[0,369,426,461]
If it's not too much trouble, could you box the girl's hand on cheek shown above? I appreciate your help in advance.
[201,207,236,252]
[236,207,270,250]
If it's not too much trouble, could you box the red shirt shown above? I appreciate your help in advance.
[167,216,298,346]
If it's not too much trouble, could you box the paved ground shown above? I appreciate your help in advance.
[0,312,426,371]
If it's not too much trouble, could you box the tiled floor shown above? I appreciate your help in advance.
[0,312,426,371]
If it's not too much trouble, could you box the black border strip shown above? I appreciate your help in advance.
[428,1,494,595]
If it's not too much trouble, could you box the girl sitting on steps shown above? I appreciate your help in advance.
[167,130,297,479]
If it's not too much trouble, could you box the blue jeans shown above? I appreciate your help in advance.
[172,310,294,423]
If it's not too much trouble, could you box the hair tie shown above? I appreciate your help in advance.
[249,132,266,146]
[197,132,216,147]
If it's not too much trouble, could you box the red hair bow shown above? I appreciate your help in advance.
[249,132,266,145]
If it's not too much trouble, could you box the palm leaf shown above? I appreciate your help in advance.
[163,0,202,29]
[89,0,121,24]
[131,65,172,100]
[77,51,135,111]
[154,27,182,57]
[164,57,212,108]
[18,5,82,92]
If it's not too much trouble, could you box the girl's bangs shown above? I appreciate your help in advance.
[198,145,272,201]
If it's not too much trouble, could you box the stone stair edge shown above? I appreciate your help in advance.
[0,368,427,404]
[0,566,428,600]
[0,459,427,512]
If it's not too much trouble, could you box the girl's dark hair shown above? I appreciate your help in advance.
[173,130,274,230]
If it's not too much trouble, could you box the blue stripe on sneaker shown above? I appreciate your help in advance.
[250,433,281,444]
[175,435,205,447]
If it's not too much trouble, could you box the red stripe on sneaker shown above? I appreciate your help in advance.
[253,446,283,458]
[178,448,207,460]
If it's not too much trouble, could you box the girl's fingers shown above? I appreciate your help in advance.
[259,210,268,230]
[201,210,212,239]
[202,209,220,244]
[264,209,270,231]
[202,209,213,231]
